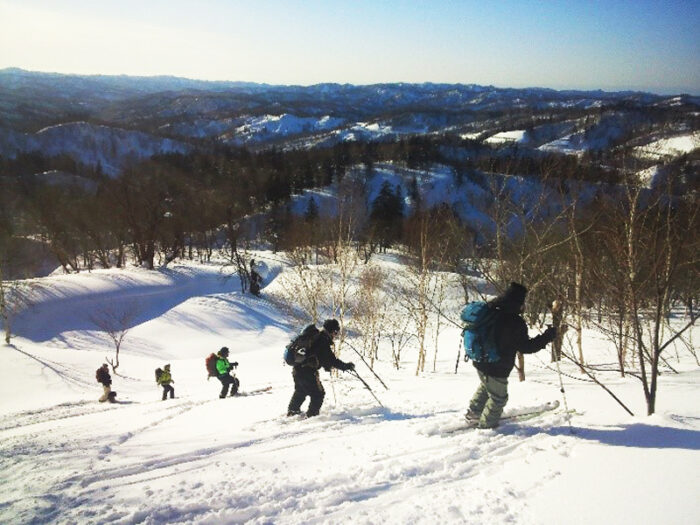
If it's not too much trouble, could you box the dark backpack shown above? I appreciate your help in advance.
[96,366,110,384]
[284,324,320,366]
[461,301,500,363]
[205,353,219,377]
[155,368,163,383]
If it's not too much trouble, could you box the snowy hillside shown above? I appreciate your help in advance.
[0,122,191,176]
[1,256,698,524]
[1,69,697,180]
[634,131,700,160]
[286,161,548,237]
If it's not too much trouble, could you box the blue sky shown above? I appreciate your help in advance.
[1,0,698,94]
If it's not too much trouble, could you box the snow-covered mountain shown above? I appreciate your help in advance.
[1,68,698,176]
[0,121,191,176]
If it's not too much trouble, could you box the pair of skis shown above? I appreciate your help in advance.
[440,400,562,435]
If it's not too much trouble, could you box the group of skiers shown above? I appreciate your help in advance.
[96,349,238,403]
[95,281,557,429]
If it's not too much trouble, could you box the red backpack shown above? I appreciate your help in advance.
[205,353,218,378]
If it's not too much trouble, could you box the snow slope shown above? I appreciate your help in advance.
[485,130,528,144]
[0,122,191,176]
[1,257,698,524]
[634,131,700,160]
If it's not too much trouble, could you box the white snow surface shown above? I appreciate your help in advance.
[1,257,698,524]
[485,130,528,144]
[226,114,345,145]
[0,122,191,176]
[634,131,700,160]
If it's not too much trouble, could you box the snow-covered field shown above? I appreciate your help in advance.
[484,130,528,144]
[1,257,698,524]
[634,131,700,160]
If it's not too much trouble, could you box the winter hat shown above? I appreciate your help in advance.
[503,282,528,307]
[219,347,230,356]
[323,319,340,334]
[164,364,170,370]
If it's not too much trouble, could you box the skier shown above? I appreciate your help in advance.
[249,259,262,296]
[95,363,116,403]
[215,347,239,398]
[157,364,175,400]
[287,319,355,418]
[466,282,556,429]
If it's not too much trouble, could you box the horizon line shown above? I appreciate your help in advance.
[2,66,697,98]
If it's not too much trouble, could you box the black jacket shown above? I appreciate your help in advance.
[298,330,349,372]
[96,366,111,386]
[473,301,553,378]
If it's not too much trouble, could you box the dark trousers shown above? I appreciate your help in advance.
[217,374,239,398]
[288,366,325,417]
[161,384,175,400]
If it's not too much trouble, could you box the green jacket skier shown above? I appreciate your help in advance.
[157,364,175,400]
[215,347,239,398]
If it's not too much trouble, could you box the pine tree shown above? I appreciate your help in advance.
[370,181,404,250]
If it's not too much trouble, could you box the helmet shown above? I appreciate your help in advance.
[322,319,340,334]
[219,347,230,356]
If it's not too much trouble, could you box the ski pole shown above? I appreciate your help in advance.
[349,369,383,407]
[553,343,574,435]
[343,340,389,390]
[550,300,574,434]
[330,371,338,407]
[455,331,464,374]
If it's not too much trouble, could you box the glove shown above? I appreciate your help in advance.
[344,362,355,372]
[231,362,239,368]
[542,326,556,343]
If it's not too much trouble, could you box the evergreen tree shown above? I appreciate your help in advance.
[370,181,404,250]
[304,196,319,223]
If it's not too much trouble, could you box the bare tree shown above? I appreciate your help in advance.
[402,215,434,376]
[474,170,574,380]
[590,178,699,414]
[384,282,418,370]
[0,270,36,344]
[431,271,451,372]
[91,303,140,372]
[351,264,386,367]
[273,249,324,325]
[401,207,456,375]
[322,191,364,351]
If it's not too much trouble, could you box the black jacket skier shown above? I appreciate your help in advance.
[96,364,111,386]
[96,364,116,403]
[287,319,354,417]
[473,284,556,379]
[467,282,556,428]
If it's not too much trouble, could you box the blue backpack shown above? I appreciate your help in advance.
[283,324,320,366]
[460,301,500,363]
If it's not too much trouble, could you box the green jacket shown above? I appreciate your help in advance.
[157,369,173,385]
[216,356,231,375]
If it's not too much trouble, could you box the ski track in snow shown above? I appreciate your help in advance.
[0,387,572,524]
[2,260,697,524]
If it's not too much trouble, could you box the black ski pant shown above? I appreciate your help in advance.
[288,366,325,417]
[217,374,239,398]
[161,384,175,400]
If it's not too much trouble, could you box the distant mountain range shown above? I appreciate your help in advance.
[1,68,698,176]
